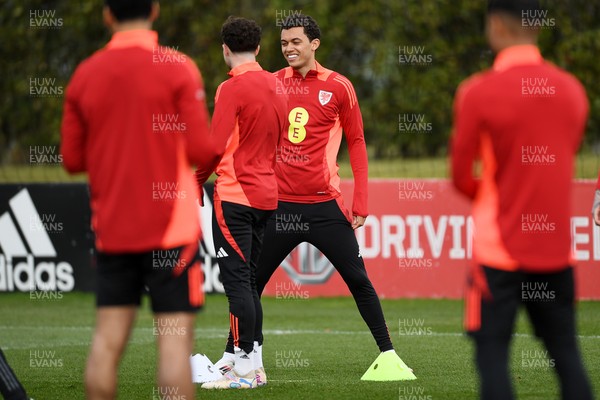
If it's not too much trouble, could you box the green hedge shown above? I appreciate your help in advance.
[2,0,599,163]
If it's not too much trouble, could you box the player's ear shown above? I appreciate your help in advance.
[255,45,260,57]
[485,14,502,51]
[149,1,160,22]
[489,14,508,38]
[311,39,320,52]
[102,6,115,29]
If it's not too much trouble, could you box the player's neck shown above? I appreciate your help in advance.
[111,20,152,33]
[228,55,257,70]
[494,38,537,53]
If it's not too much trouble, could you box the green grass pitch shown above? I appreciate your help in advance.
[1,293,598,399]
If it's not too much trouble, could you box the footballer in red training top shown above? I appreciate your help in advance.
[195,16,287,390]
[451,0,592,399]
[218,14,416,381]
[593,173,600,226]
[60,1,210,398]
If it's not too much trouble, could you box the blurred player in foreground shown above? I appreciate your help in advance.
[593,173,600,226]
[451,0,593,399]
[195,16,287,389]
[0,348,31,400]
[215,14,415,381]
[61,0,210,398]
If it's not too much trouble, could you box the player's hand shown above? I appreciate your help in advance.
[594,205,600,226]
[352,215,366,230]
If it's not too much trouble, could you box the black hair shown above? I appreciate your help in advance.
[105,0,153,22]
[280,14,320,42]
[488,0,541,19]
[221,16,261,53]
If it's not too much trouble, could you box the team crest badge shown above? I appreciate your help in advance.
[318,90,333,106]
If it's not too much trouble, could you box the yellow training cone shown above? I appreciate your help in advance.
[361,351,417,381]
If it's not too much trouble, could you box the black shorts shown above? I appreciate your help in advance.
[465,265,576,340]
[95,242,203,313]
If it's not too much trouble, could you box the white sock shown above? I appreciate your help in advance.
[222,351,235,362]
[234,347,254,376]
[383,349,395,354]
[253,341,263,369]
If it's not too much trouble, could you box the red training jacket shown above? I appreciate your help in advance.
[273,61,368,218]
[195,61,287,210]
[451,45,588,271]
[61,30,210,252]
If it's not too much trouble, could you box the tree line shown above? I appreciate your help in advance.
[2,0,599,164]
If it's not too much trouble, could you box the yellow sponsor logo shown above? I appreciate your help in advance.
[288,107,309,144]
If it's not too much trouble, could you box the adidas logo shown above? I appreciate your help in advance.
[0,189,74,292]
[216,247,229,258]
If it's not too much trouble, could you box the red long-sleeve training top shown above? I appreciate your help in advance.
[273,61,369,218]
[451,45,588,272]
[61,30,210,252]
[194,61,288,210]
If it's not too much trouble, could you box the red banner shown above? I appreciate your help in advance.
[262,179,600,299]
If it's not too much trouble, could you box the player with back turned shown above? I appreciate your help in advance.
[195,16,288,389]
[592,174,600,226]
[61,0,210,398]
[451,0,593,399]
[214,14,416,382]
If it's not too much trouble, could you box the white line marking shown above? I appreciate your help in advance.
[1,326,599,350]
[1,326,600,339]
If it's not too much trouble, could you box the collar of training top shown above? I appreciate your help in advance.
[285,60,328,80]
[493,44,543,72]
[228,61,263,77]
[105,29,158,51]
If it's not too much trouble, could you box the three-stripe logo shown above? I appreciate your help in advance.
[0,189,74,291]
[216,247,229,259]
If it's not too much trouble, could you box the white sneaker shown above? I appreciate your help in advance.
[255,367,267,387]
[201,369,257,389]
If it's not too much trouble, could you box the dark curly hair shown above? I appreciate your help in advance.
[280,14,320,42]
[221,16,261,53]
